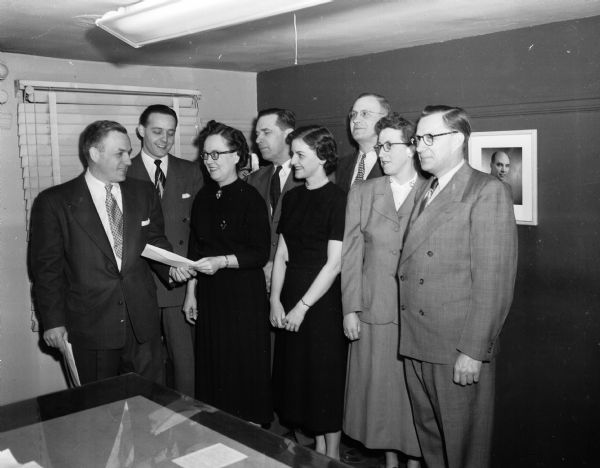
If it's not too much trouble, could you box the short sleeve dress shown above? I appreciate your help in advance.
[188,178,273,424]
[272,181,348,434]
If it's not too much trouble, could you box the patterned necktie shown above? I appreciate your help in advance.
[154,159,166,198]
[105,184,123,259]
[417,177,439,217]
[269,165,282,213]
[353,152,366,185]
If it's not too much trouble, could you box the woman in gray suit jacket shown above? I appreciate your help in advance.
[342,113,423,468]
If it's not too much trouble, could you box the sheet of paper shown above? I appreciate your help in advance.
[172,443,247,468]
[62,339,80,387]
[141,244,195,268]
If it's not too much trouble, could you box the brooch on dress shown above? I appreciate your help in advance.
[215,189,222,199]
[220,219,227,230]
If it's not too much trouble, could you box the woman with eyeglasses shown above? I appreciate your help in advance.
[183,120,272,425]
[342,113,424,468]
[270,126,347,459]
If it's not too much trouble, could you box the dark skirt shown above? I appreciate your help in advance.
[273,264,347,434]
[195,267,273,424]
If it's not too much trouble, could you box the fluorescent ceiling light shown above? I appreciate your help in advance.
[96,0,333,48]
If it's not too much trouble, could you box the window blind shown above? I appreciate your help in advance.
[17,80,202,227]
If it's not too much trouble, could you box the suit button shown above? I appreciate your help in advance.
[179,240,184,245]
[419,278,424,285]
[120,319,125,323]
[427,251,434,257]
[272,242,276,246]
[401,305,406,311]
[183,218,189,223]
[419,309,424,316]
[394,226,400,232]
[400,275,405,281]
[118,300,124,305]
[391,249,398,255]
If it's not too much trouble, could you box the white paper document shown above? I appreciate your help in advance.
[0,449,43,468]
[172,443,247,468]
[62,339,80,387]
[141,244,195,268]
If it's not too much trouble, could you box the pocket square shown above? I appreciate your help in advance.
[141,218,150,226]
[181,193,191,199]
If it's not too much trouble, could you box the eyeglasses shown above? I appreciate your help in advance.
[374,141,411,154]
[348,110,386,120]
[410,131,458,146]
[201,149,237,161]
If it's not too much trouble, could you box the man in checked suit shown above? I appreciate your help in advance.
[247,108,302,291]
[398,105,518,468]
[335,93,390,193]
[127,104,203,395]
[29,120,193,385]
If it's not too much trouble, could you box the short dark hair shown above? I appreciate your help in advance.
[375,112,415,144]
[194,120,249,170]
[79,120,128,164]
[286,125,338,175]
[257,108,296,130]
[139,104,178,127]
[354,92,392,116]
[419,105,471,154]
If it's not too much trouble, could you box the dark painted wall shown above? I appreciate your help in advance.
[258,16,600,468]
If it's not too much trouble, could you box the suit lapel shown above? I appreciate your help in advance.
[161,154,182,209]
[129,153,152,182]
[372,177,400,225]
[401,165,473,263]
[120,181,138,271]
[69,175,117,266]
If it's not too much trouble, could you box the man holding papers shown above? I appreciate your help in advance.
[128,104,203,395]
[29,120,192,385]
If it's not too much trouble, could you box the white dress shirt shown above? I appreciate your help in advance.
[390,174,417,211]
[141,150,169,181]
[429,159,465,204]
[85,170,123,269]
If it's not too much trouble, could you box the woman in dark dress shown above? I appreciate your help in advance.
[183,120,272,425]
[270,125,347,459]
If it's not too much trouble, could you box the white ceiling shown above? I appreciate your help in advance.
[1,0,600,72]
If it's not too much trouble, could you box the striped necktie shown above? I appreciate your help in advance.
[352,152,366,185]
[417,177,439,216]
[154,159,166,198]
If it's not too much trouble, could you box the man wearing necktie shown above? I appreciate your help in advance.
[398,106,518,468]
[334,93,390,193]
[127,105,203,396]
[247,108,302,292]
[29,120,193,385]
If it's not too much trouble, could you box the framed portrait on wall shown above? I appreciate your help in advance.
[468,130,538,226]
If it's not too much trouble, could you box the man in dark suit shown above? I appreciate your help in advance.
[335,93,390,192]
[247,108,302,291]
[30,120,192,385]
[127,104,203,396]
[398,106,518,468]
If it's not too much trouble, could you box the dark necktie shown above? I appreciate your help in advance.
[154,159,166,198]
[353,152,366,185]
[105,184,123,259]
[270,165,282,213]
[417,177,439,217]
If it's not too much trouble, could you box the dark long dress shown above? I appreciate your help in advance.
[273,182,348,434]
[188,178,273,424]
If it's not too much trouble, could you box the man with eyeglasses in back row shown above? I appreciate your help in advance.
[397,105,518,468]
[335,93,390,193]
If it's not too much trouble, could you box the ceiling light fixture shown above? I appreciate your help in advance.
[96,0,332,48]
